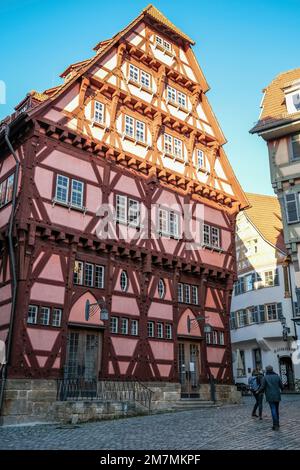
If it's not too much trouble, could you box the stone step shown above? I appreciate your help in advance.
[172,399,217,410]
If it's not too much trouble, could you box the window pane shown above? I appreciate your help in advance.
[131,320,138,336]
[166,324,172,339]
[197,149,204,168]
[155,36,163,46]
[120,271,128,292]
[285,193,298,223]
[141,70,150,88]
[0,179,7,207]
[128,199,140,226]
[164,133,173,154]
[147,321,154,337]
[52,308,62,327]
[184,284,191,304]
[203,224,210,245]
[157,323,163,338]
[121,318,128,335]
[125,115,134,138]
[95,265,104,288]
[211,227,220,247]
[84,263,94,287]
[136,120,145,142]
[174,138,182,158]
[56,175,69,203]
[40,307,50,325]
[73,260,83,285]
[129,64,139,83]
[159,208,169,234]
[292,133,300,160]
[178,91,186,107]
[110,317,118,334]
[71,179,83,207]
[27,305,38,324]
[169,211,179,237]
[178,283,183,302]
[167,86,176,102]
[5,174,14,204]
[116,194,127,223]
[191,285,198,305]
[94,101,104,123]
[158,279,165,299]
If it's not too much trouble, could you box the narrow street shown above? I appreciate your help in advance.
[1,395,299,450]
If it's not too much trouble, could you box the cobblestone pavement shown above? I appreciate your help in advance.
[0,395,300,450]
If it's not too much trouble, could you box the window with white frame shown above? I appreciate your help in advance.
[110,316,118,334]
[95,265,105,289]
[157,322,164,338]
[158,279,165,299]
[158,207,179,237]
[206,332,211,344]
[120,270,128,292]
[27,305,38,324]
[73,260,84,285]
[55,174,84,209]
[219,331,225,345]
[291,133,300,160]
[184,284,191,304]
[166,324,172,339]
[164,133,183,159]
[196,149,206,169]
[266,304,278,321]
[147,321,154,338]
[128,64,151,89]
[212,331,218,345]
[74,261,104,289]
[0,173,14,208]
[155,35,172,52]
[124,115,146,143]
[202,224,221,249]
[71,179,84,208]
[264,271,274,287]
[131,319,139,336]
[191,285,198,305]
[166,86,187,108]
[84,263,94,287]
[116,194,140,226]
[40,307,50,326]
[52,308,62,327]
[178,283,183,303]
[121,318,129,335]
[93,101,104,124]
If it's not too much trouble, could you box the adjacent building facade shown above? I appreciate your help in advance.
[230,193,300,391]
[0,5,247,422]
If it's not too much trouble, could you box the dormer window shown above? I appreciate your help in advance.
[155,35,172,53]
[128,64,151,90]
[284,80,300,114]
[166,86,187,109]
[93,101,104,124]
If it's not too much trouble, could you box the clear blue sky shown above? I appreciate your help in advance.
[1,0,299,195]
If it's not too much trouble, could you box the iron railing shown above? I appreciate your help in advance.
[56,379,153,412]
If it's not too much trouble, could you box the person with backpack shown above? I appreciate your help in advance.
[257,365,283,431]
[248,368,264,419]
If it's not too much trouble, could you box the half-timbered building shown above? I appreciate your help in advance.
[0,5,248,422]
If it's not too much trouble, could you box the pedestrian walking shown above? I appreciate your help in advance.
[258,365,283,431]
[248,368,264,419]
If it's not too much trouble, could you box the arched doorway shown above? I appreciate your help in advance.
[279,356,295,391]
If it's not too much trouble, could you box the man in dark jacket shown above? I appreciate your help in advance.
[258,365,283,430]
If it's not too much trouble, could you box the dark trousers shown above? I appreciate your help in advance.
[269,401,280,427]
[252,392,263,417]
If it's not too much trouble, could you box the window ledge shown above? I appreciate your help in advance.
[115,219,142,230]
[157,230,180,240]
[127,78,153,95]
[163,152,184,163]
[202,243,223,253]
[155,43,174,57]
[121,133,150,149]
[166,99,188,113]
[0,200,12,210]
[92,120,109,131]
[52,198,87,214]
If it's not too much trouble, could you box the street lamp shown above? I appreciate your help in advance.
[85,299,109,322]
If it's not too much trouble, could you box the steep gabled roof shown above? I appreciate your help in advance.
[250,68,300,134]
[244,193,285,253]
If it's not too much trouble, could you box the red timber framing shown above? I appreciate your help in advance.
[0,5,248,390]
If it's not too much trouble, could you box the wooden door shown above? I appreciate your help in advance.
[178,341,201,397]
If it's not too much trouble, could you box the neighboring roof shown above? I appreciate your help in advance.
[143,4,195,45]
[250,68,300,133]
[244,193,285,253]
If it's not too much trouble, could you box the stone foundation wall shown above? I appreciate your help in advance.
[1,379,241,425]
[294,379,300,393]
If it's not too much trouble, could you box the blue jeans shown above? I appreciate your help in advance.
[269,401,280,427]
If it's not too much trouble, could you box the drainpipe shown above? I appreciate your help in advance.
[287,262,298,340]
[0,123,20,420]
